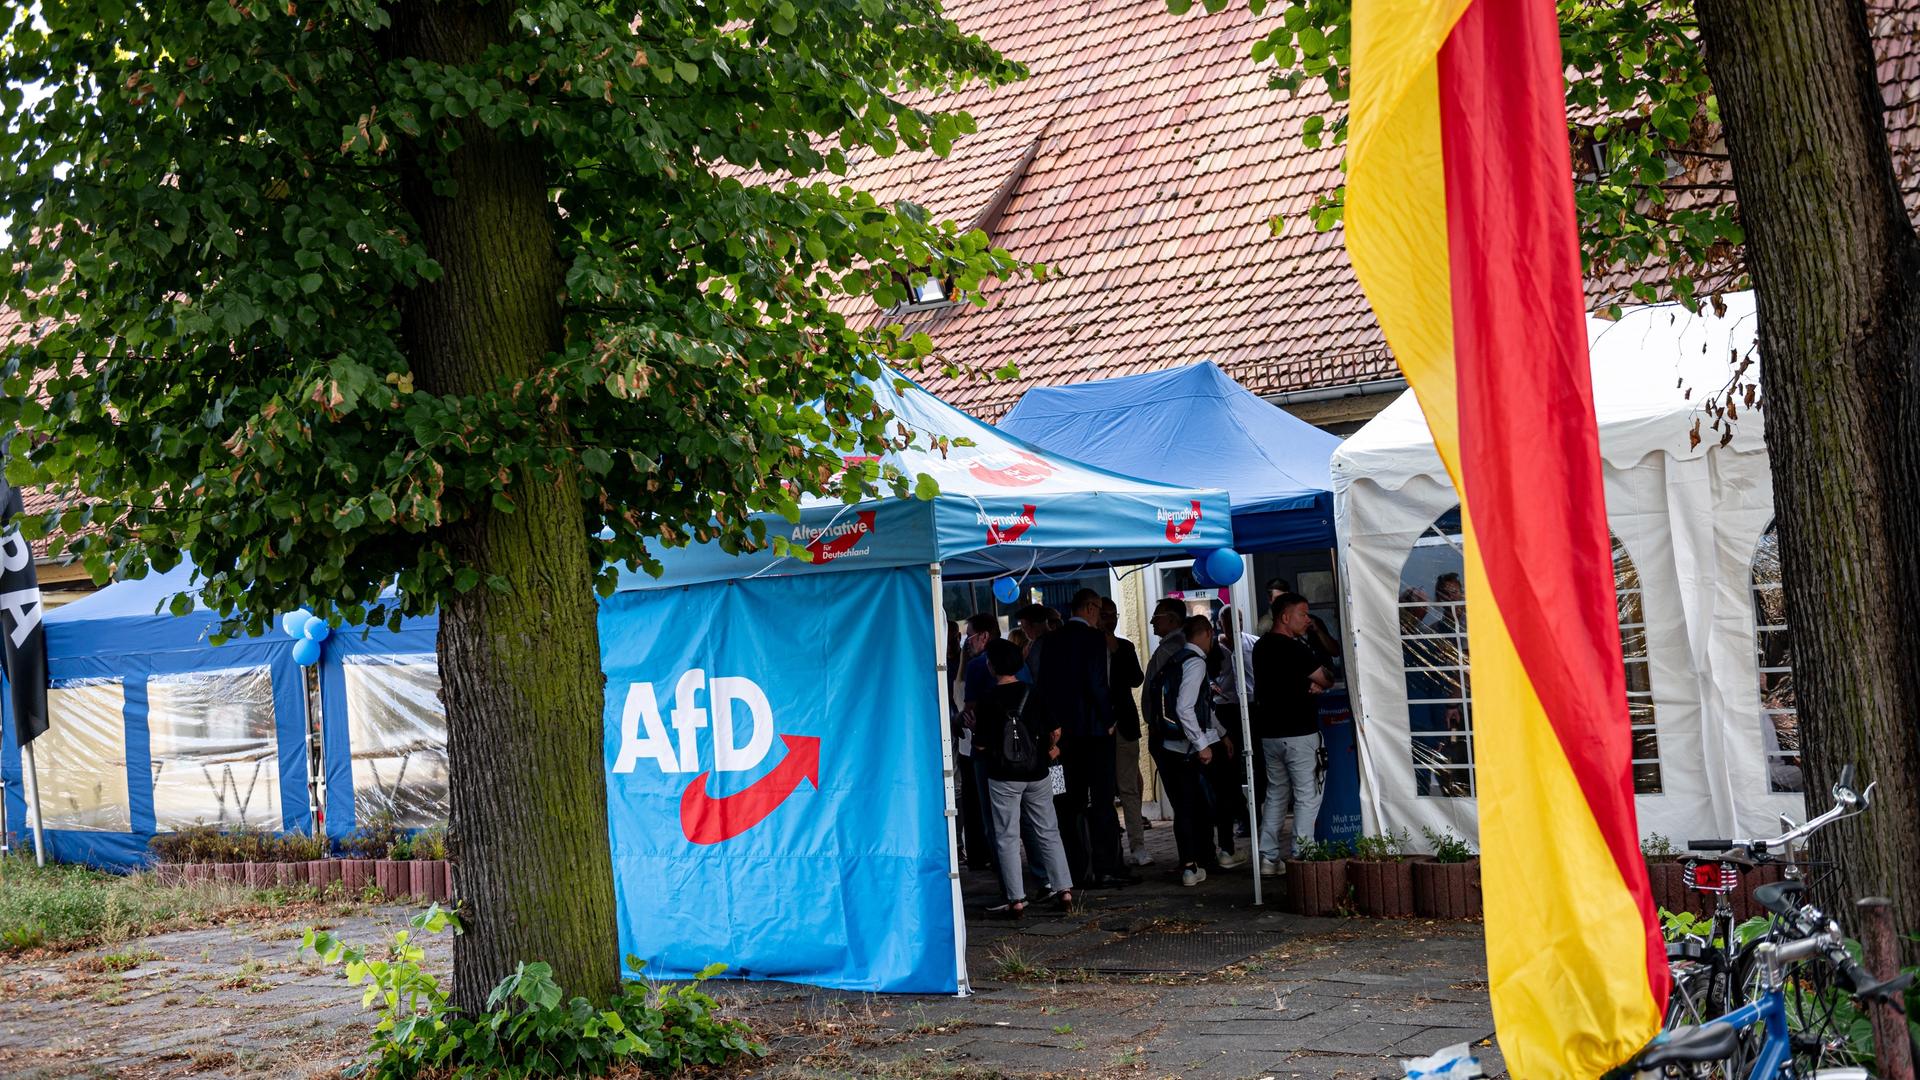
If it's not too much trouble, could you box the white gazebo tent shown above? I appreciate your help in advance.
[1332,292,1807,849]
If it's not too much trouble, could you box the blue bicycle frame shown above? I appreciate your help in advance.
[1701,986,1794,1079]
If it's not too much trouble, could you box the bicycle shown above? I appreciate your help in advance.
[1663,767,1876,1033]
[1631,879,1914,1079]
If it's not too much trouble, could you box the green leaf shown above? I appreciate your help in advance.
[674,59,700,83]
[771,1,798,35]
[299,273,323,295]
[581,448,614,475]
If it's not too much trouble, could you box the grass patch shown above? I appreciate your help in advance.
[0,853,372,955]
[987,941,1050,982]
[74,948,163,973]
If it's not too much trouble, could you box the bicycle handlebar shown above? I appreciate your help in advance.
[1686,765,1873,857]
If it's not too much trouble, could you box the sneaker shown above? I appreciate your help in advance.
[1129,845,1155,867]
[1181,865,1207,887]
[1216,848,1249,870]
[1259,857,1282,877]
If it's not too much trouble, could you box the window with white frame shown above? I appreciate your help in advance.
[148,667,283,831]
[343,656,449,828]
[1398,507,1661,797]
[34,679,132,831]
[1750,523,1803,793]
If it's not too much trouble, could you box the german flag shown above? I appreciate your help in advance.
[1345,1,1667,1075]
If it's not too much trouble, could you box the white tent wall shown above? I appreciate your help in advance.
[1333,294,1807,851]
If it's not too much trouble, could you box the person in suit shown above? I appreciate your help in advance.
[1100,597,1152,867]
[1040,588,1131,887]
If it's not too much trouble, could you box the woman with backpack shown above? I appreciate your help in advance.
[973,637,1074,917]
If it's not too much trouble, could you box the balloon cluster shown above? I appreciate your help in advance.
[279,609,331,667]
[1186,548,1245,590]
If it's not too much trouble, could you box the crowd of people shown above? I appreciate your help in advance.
[949,581,1341,916]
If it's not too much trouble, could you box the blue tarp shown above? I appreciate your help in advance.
[2,564,311,868]
[618,369,1235,586]
[998,361,1343,552]
[604,566,955,992]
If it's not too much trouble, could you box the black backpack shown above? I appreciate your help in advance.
[999,687,1041,772]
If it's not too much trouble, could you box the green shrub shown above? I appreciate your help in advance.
[1291,838,1352,861]
[302,907,765,1078]
[1641,833,1679,859]
[1350,829,1410,861]
[1420,826,1476,863]
[338,809,404,860]
[410,825,448,862]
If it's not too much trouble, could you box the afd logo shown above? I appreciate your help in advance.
[792,510,877,564]
[1158,501,1203,543]
[980,505,1037,545]
[612,671,819,845]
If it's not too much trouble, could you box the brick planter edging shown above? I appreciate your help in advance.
[1350,858,1421,918]
[152,858,451,902]
[1413,858,1482,918]
[1284,857,1349,916]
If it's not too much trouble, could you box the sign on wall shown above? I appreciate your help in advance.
[600,566,959,993]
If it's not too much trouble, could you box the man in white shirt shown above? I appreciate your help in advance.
[1148,614,1223,886]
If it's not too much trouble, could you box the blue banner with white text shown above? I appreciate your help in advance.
[601,566,957,993]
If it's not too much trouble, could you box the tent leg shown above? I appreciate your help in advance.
[930,564,971,997]
[305,666,324,838]
[23,739,45,867]
[1228,603,1260,905]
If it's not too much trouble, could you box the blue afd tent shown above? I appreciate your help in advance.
[998,361,1342,552]
[1,564,312,869]
[601,369,1232,995]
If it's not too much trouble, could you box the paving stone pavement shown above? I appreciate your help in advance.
[0,828,1504,1079]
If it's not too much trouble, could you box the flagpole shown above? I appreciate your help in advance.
[22,738,44,867]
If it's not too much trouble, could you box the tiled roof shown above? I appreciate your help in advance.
[0,304,69,559]
[839,0,1920,420]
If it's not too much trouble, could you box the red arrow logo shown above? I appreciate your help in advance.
[986,505,1037,545]
[1165,501,1202,543]
[679,735,821,845]
[805,510,877,563]
[969,451,1056,488]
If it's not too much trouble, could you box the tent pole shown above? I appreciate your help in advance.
[929,564,971,996]
[23,739,45,867]
[1330,541,1388,833]
[1229,601,1260,905]
[306,665,323,838]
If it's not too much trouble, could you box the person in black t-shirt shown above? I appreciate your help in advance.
[974,638,1074,916]
[1252,593,1332,875]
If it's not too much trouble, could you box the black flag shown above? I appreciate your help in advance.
[0,477,49,746]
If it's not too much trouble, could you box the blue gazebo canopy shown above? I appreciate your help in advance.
[998,361,1342,551]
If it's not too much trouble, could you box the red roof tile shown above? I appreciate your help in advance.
[835,0,1920,420]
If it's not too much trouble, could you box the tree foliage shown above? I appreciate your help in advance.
[0,0,1028,627]
[1177,0,1745,310]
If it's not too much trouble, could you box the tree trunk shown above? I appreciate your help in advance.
[1694,0,1920,936]
[384,1,619,1011]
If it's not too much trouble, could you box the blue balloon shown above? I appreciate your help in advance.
[280,610,312,639]
[291,637,323,666]
[991,576,1020,605]
[1187,549,1217,589]
[1205,547,1245,587]
[302,616,332,643]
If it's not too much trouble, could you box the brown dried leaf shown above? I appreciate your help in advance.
[1690,419,1702,450]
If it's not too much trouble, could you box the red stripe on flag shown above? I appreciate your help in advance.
[1436,0,1666,1006]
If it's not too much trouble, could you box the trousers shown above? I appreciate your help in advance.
[1115,735,1146,851]
[988,777,1074,903]
[1148,740,1216,868]
[1058,733,1125,882]
[1259,734,1323,861]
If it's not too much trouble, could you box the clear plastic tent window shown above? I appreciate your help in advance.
[343,656,448,829]
[148,667,282,832]
[37,680,132,831]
